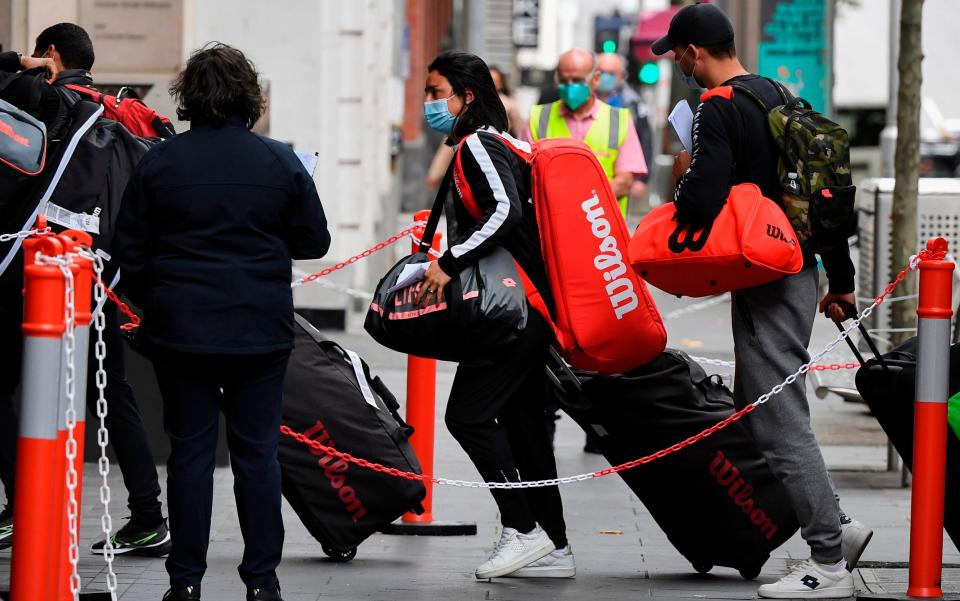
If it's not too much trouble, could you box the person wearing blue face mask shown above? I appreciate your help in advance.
[594,52,654,195]
[652,4,869,598]
[522,48,647,219]
[419,51,573,581]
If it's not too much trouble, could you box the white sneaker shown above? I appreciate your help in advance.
[757,558,854,599]
[475,525,555,580]
[840,515,874,571]
[506,545,575,578]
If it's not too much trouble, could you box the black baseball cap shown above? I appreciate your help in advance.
[651,2,735,56]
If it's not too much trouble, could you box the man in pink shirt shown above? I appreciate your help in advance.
[523,48,647,217]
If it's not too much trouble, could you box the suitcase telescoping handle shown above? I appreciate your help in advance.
[832,301,890,374]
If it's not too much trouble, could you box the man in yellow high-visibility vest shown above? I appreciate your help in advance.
[522,48,647,218]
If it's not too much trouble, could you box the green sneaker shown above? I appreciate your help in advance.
[91,518,171,557]
[0,507,12,551]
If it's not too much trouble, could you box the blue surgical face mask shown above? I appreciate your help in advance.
[558,82,592,111]
[424,94,458,134]
[675,47,701,90]
[598,72,618,94]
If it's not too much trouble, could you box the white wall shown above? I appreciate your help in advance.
[834,0,960,120]
[188,0,402,311]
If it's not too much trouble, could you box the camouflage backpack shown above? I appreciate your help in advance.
[730,79,856,253]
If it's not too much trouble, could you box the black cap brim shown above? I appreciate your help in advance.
[651,35,673,56]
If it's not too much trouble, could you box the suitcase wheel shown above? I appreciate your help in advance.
[692,562,713,575]
[738,566,761,580]
[322,545,357,563]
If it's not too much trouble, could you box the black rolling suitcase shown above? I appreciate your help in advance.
[548,350,800,579]
[279,315,426,561]
[855,335,960,549]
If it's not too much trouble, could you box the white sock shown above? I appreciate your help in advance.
[818,559,847,573]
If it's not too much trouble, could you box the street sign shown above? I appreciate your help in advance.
[757,0,831,114]
[512,0,539,48]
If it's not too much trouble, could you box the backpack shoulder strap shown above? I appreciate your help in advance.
[727,81,772,114]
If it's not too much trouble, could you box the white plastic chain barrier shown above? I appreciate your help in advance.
[399,256,920,490]
[0,227,51,242]
[83,250,119,599]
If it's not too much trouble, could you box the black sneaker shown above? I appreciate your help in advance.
[162,585,200,601]
[247,586,282,601]
[92,518,172,557]
[0,506,12,551]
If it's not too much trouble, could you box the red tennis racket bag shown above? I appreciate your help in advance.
[629,183,803,297]
[455,133,666,374]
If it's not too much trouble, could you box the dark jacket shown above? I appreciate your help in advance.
[114,117,331,355]
[440,128,553,313]
[674,74,855,294]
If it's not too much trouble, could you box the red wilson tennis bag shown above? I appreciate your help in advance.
[629,183,803,297]
[455,133,666,374]
[364,166,528,362]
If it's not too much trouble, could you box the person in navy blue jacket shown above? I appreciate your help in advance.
[113,43,330,601]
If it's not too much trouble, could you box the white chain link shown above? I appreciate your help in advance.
[39,253,82,598]
[87,251,118,599]
[688,355,737,368]
[0,227,51,242]
[290,271,373,298]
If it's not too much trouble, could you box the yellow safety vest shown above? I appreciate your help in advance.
[529,99,631,216]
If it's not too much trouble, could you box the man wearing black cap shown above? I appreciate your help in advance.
[651,3,869,599]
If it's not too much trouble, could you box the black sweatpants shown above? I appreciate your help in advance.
[152,349,289,590]
[0,302,163,524]
[444,311,568,549]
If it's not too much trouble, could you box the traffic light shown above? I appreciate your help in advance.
[639,62,660,85]
[594,14,623,54]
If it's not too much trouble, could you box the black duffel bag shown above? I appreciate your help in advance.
[280,314,427,561]
[364,166,527,362]
[548,350,799,579]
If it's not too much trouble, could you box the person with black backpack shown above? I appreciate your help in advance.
[651,4,869,599]
[0,23,171,558]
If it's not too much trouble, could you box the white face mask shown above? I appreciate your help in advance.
[675,46,701,90]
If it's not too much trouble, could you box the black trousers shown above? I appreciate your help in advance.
[152,349,289,590]
[0,302,163,523]
[444,311,568,549]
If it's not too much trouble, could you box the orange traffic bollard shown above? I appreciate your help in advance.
[11,235,67,601]
[382,211,475,536]
[55,231,94,601]
[906,238,954,599]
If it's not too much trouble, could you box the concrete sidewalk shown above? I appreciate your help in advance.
[1,289,956,600]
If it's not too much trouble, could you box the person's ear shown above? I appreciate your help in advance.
[464,88,475,105]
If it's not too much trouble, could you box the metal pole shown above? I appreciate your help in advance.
[403,210,440,524]
[381,210,475,536]
[11,235,67,601]
[907,237,953,599]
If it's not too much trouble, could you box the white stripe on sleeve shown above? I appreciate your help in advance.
[450,135,513,259]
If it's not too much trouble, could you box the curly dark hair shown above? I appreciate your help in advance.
[170,43,265,129]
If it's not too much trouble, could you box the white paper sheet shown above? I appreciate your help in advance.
[295,150,319,177]
[668,100,694,153]
[386,262,430,294]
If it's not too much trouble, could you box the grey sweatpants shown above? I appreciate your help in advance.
[731,265,843,563]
